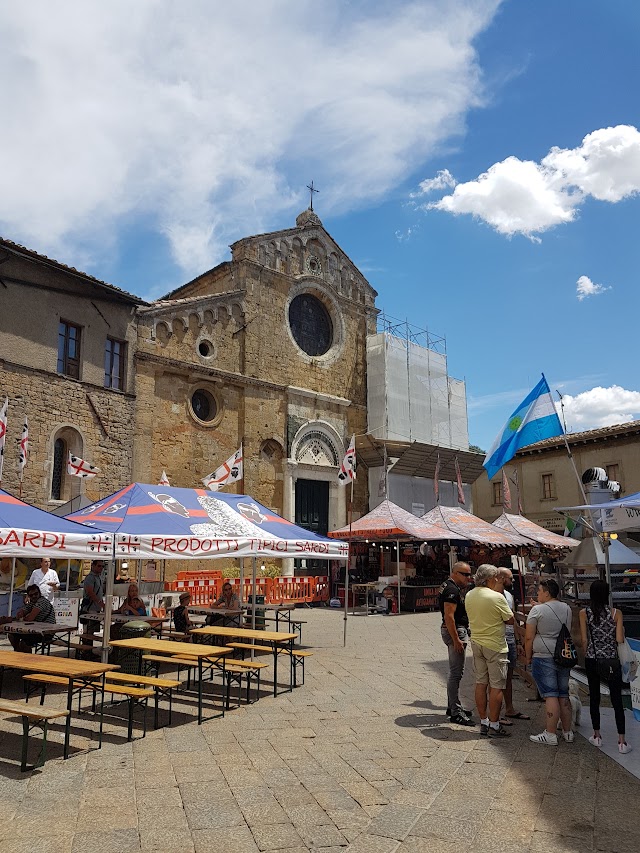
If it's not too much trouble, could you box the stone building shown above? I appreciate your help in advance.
[472,421,640,533]
[134,208,376,564]
[0,238,144,508]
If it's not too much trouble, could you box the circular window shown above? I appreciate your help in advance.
[198,339,214,358]
[190,389,218,423]
[288,293,333,356]
[307,255,322,275]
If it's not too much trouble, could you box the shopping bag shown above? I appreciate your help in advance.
[618,639,638,683]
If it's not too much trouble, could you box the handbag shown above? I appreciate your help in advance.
[79,596,92,615]
[543,603,577,669]
[618,638,638,683]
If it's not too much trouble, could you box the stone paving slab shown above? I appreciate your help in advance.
[0,608,639,851]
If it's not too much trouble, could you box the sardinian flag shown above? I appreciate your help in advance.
[67,452,100,479]
[17,416,28,478]
[158,470,170,486]
[502,468,512,511]
[337,434,356,486]
[203,445,243,491]
[0,397,7,481]
[454,456,465,505]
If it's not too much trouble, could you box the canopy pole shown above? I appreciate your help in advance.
[101,560,115,664]
[603,534,613,608]
[396,539,401,615]
[344,478,354,647]
[7,557,16,616]
[240,558,245,604]
[251,557,257,662]
[66,559,71,593]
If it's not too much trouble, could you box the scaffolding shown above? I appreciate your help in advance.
[367,314,469,451]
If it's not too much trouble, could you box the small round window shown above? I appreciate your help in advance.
[198,340,214,358]
[288,293,333,356]
[190,389,218,423]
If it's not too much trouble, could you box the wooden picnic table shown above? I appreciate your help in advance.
[109,637,233,723]
[190,625,297,697]
[258,603,295,629]
[186,606,243,626]
[1,622,77,655]
[0,649,118,759]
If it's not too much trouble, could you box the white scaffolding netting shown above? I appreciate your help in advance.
[367,330,469,450]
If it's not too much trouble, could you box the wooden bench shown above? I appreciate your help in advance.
[278,648,313,687]
[142,654,207,690]
[173,653,269,706]
[227,642,273,656]
[23,673,153,741]
[102,672,180,728]
[0,698,69,772]
[290,619,306,641]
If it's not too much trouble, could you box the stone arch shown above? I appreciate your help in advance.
[291,421,342,468]
[155,321,171,345]
[291,237,304,275]
[49,424,85,502]
[260,438,284,462]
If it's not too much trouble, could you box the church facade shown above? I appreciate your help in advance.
[134,208,376,553]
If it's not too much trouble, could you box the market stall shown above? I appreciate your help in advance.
[67,483,348,654]
[328,499,464,613]
[492,512,580,548]
[0,488,113,617]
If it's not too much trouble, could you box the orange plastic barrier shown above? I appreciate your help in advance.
[165,574,328,605]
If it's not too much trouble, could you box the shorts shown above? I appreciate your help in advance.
[531,656,570,699]
[506,637,517,668]
[470,641,508,690]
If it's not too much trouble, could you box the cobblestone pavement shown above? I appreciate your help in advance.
[0,609,637,852]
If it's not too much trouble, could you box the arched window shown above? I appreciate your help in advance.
[51,438,66,500]
[50,426,83,502]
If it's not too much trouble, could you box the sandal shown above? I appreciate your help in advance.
[505,711,531,720]
[499,718,514,726]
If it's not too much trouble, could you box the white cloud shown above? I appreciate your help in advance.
[412,169,457,196]
[0,0,500,287]
[558,386,640,431]
[424,124,640,238]
[576,275,611,301]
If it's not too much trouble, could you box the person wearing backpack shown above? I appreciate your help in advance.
[579,580,631,754]
[525,578,574,745]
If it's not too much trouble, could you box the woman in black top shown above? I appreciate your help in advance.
[579,581,630,754]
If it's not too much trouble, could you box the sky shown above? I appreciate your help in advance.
[1,0,639,451]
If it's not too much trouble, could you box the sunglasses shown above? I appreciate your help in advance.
[456,570,472,577]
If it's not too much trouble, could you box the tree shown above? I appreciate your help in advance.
[469,444,485,455]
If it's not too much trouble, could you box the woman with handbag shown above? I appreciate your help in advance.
[524,578,575,745]
[579,580,631,754]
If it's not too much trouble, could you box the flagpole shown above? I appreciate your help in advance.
[343,477,353,647]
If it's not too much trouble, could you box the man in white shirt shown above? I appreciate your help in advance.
[27,558,60,603]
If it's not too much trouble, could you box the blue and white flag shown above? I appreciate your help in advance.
[483,376,563,481]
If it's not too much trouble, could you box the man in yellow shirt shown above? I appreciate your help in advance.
[464,564,514,737]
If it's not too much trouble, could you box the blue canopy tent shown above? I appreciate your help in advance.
[0,488,113,614]
[556,491,640,534]
[67,483,348,656]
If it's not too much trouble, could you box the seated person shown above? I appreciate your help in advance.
[206,582,242,626]
[116,583,147,617]
[173,591,193,636]
[9,584,56,653]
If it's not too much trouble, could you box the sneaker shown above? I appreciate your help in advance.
[562,730,575,743]
[619,742,632,754]
[488,725,511,738]
[529,731,558,745]
[447,707,473,718]
[588,735,602,747]
[450,713,475,727]
[480,723,489,736]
